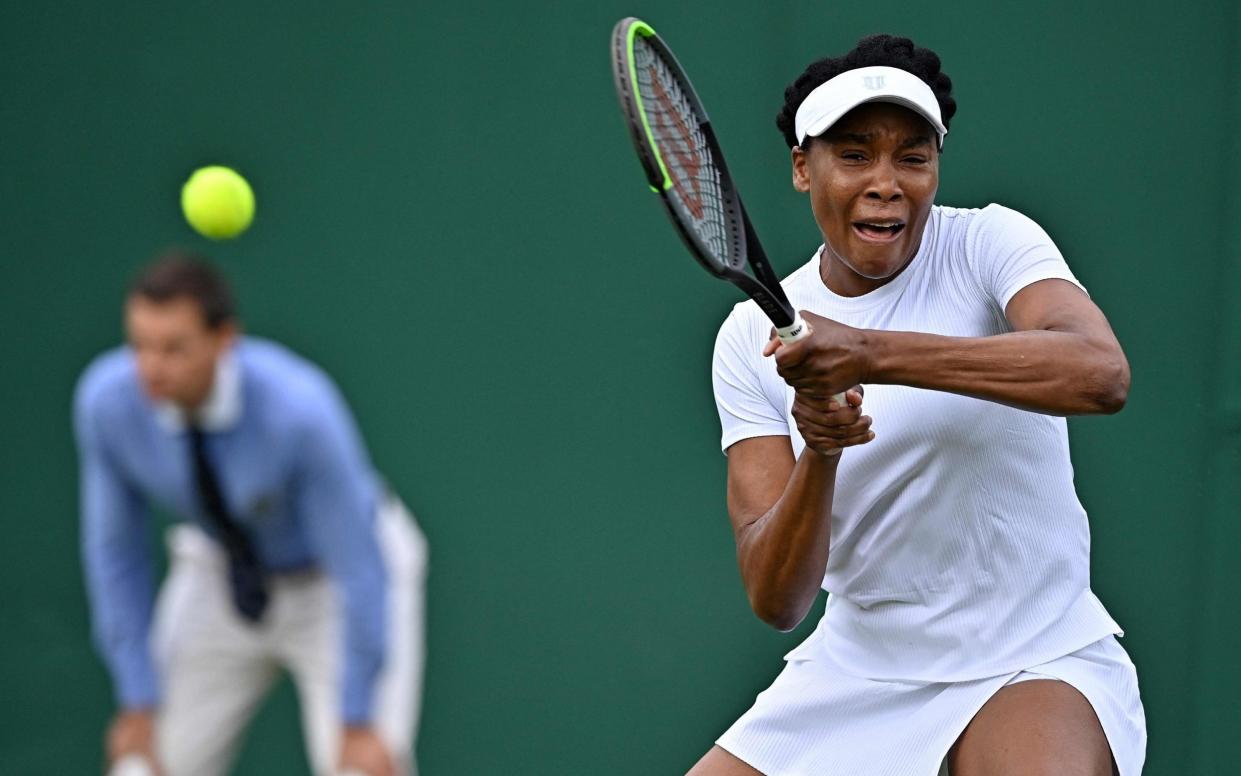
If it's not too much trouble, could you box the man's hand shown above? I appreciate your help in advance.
[339,726,395,776]
[763,311,872,398]
[791,387,873,456]
[106,709,161,774]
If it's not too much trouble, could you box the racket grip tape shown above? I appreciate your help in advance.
[775,313,809,344]
[775,314,847,405]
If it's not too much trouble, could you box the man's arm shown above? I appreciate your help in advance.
[291,384,384,730]
[74,380,161,768]
[74,383,159,710]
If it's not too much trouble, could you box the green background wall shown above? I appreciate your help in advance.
[2,1,1237,773]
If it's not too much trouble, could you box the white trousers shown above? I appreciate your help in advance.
[150,497,427,776]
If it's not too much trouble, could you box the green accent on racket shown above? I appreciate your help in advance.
[625,21,673,192]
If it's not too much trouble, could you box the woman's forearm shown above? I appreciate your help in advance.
[867,328,1130,415]
[735,449,839,632]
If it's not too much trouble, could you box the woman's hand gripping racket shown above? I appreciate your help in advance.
[611,18,843,403]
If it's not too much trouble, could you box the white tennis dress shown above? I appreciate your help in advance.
[711,204,1146,776]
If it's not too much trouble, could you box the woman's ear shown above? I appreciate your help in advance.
[791,145,811,193]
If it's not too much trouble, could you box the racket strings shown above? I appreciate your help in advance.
[633,39,731,262]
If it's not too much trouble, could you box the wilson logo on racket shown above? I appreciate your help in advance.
[649,66,705,220]
[612,17,834,398]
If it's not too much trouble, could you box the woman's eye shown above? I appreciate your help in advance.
[842,151,866,161]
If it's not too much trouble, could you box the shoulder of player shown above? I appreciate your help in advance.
[717,297,769,345]
[917,203,1046,267]
[933,202,1044,243]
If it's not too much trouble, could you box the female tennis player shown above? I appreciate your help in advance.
[691,35,1145,776]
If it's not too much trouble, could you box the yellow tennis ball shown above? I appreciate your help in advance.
[181,166,255,239]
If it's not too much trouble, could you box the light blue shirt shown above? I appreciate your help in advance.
[74,337,387,724]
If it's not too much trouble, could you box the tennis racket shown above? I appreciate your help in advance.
[611,18,844,403]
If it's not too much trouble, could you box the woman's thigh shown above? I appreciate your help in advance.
[948,679,1116,776]
[686,745,765,776]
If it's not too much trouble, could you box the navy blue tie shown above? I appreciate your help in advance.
[188,425,269,623]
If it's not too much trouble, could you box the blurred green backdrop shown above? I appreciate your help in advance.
[2,1,1237,773]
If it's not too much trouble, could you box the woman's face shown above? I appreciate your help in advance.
[792,102,939,297]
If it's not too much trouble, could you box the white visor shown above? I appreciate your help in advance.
[794,65,947,148]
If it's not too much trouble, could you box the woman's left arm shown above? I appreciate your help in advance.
[774,278,1130,416]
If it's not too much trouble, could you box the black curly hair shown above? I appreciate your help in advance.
[775,34,956,149]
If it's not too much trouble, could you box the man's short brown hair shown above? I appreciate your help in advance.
[129,249,236,329]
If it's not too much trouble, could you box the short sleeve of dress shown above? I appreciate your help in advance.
[966,204,1087,312]
[712,308,788,453]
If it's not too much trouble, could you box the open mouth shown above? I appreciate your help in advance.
[852,220,906,242]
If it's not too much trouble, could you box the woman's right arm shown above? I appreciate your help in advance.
[726,388,870,632]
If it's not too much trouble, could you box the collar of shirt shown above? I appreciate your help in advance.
[154,350,243,433]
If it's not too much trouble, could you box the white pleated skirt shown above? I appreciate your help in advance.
[716,635,1146,776]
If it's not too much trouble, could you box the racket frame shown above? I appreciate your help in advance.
[611,17,806,340]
